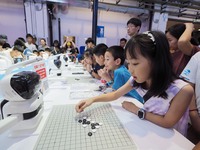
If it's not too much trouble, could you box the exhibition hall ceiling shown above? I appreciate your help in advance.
[16,0,200,21]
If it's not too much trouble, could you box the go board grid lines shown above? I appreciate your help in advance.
[34,103,137,150]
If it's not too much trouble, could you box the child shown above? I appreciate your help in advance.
[83,49,103,79]
[76,31,193,136]
[33,50,39,56]
[99,45,143,102]
[92,43,108,67]
[45,47,52,57]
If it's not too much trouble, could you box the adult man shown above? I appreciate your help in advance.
[119,38,127,48]
[127,18,141,37]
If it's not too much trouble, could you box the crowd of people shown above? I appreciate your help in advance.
[0,34,79,63]
[1,17,200,149]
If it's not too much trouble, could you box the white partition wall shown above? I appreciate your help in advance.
[0,0,26,45]
[24,1,49,45]
[151,4,168,32]
[52,6,149,47]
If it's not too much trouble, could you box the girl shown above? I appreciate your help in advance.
[166,23,200,76]
[75,31,193,136]
[38,38,48,50]
[83,49,103,79]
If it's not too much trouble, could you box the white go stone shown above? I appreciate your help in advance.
[82,124,87,128]
[92,129,97,133]
[95,125,100,129]
[87,118,91,121]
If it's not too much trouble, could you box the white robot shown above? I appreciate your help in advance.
[0,57,44,137]
[48,54,69,76]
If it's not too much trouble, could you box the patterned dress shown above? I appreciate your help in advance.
[129,77,189,136]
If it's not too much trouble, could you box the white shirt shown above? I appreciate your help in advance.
[0,48,14,64]
[25,42,37,52]
[180,52,200,115]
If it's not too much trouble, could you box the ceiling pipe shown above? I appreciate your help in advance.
[138,0,200,10]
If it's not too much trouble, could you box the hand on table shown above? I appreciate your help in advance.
[86,64,92,72]
[121,101,139,114]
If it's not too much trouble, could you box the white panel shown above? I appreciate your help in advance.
[0,0,26,45]
[52,6,149,47]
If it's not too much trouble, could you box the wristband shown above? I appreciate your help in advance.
[89,70,94,74]
[106,80,113,87]
[189,109,198,112]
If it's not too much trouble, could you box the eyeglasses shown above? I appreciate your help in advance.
[127,25,136,29]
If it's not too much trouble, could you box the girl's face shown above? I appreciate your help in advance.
[40,39,46,46]
[54,42,58,47]
[104,51,119,71]
[126,50,152,88]
[94,54,104,66]
[166,32,178,52]
[84,56,93,65]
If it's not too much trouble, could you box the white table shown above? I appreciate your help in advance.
[0,63,195,150]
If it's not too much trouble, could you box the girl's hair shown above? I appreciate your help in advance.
[84,48,93,58]
[125,31,175,100]
[166,23,199,46]
[166,23,185,40]
[40,38,46,43]
[106,46,125,65]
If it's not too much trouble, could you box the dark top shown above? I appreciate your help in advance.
[171,45,200,76]
[92,64,104,73]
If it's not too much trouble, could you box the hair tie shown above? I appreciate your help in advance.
[143,31,156,45]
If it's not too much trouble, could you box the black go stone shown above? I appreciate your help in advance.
[78,120,82,123]
[82,122,86,124]
[91,123,95,126]
[88,132,92,136]
[86,121,90,125]
[95,123,99,126]
[91,126,96,129]
[83,119,87,122]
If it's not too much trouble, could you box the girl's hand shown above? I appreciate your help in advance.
[184,22,194,30]
[75,99,94,113]
[121,101,139,114]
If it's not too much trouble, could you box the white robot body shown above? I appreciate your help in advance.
[0,60,44,136]
[1,92,43,134]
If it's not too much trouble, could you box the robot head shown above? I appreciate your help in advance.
[0,71,41,101]
[54,56,62,69]
[63,55,68,62]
